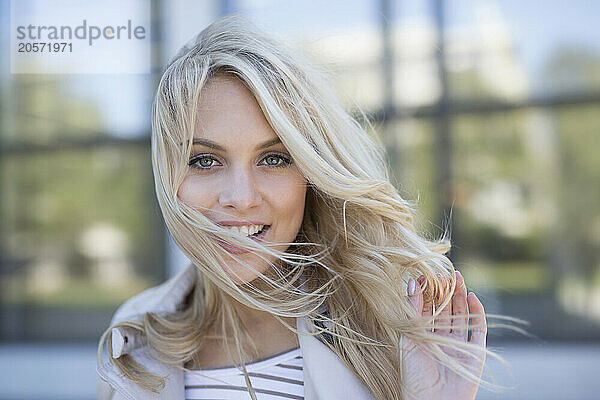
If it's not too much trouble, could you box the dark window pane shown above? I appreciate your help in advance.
[451,105,600,341]
[0,146,164,341]
[384,118,439,235]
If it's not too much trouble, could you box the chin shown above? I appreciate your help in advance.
[222,258,270,286]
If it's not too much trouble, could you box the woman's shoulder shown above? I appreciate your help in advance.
[110,263,198,325]
[105,264,199,359]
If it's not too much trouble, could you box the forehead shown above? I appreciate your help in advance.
[194,75,279,146]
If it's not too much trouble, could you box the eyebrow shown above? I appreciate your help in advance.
[191,137,282,151]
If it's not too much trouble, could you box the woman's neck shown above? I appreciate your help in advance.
[230,296,299,353]
[187,294,298,369]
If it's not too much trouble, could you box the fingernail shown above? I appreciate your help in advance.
[455,270,462,278]
[408,278,416,296]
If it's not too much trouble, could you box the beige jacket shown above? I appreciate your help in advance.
[96,264,377,399]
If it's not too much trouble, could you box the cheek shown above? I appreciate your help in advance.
[292,184,307,221]
[177,175,214,209]
[270,173,307,223]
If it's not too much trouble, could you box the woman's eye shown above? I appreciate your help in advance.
[188,154,290,169]
[262,154,291,167]
[189,155,220,169]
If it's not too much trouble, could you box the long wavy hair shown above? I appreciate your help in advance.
[98,15,508,400]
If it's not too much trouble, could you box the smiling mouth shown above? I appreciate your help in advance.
[244,225,269,239]
[221,224,270,238]
[250,225,268,237]
[217,225,271,254]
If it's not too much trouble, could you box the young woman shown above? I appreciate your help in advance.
[98,16,489,400]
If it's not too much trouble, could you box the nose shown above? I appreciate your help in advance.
[218,166,262,210]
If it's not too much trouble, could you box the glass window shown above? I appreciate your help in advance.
[451,105,600,340]
[392,1,440,107]
[0,0,162,342]
[1,75,152,147]
[384,118,438,234]
[236,0,383,111]
[444,0,600,101]
[0,143,163,342]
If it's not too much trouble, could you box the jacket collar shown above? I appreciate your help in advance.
[97,264,375,400]
[97,265,197,399]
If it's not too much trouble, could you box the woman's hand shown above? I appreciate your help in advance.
[400,271,487,400]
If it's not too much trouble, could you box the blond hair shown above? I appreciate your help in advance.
[99,15,513,399]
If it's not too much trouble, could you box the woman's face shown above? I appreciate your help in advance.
[177,75,307,284]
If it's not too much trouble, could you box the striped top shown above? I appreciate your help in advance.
[184,347,304,400]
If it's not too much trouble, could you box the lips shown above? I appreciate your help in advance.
[217,225,271,254]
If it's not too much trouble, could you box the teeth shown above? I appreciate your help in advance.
[224,225,265,236]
